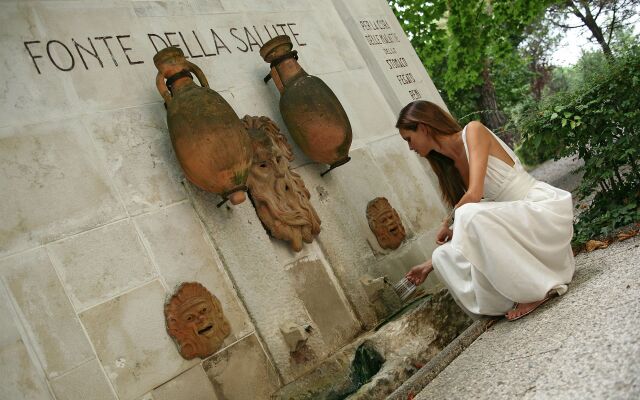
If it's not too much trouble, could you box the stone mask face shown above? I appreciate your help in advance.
[243,116,321,252]
[165,282,231,360]
[366,197,406,250]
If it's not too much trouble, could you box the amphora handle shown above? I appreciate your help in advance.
[156,72,172,104]
[187,62,210,88]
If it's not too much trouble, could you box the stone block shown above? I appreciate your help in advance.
[220,0,286,12]
[217,0,321,13]
[186,184,327,382]
[202,334,280,400]
[330,147,413,254]
[0,248,94,378]
[368,135,447,234]
[50,359,117,400]
[190,0,224,14]
[0,285,53,400]
[310,2,367,71]
[279,321,310,352]
[330,0,386,15]
[134,202,253,339]
[360,275,386,302]
[269,238,323,276]
[0,120,125,257]
[0,3,79,127]
[31,2,156,112]
[79,280,194,400]
[152,364,217,400]
[136,12,257,94]
[223,81,280,120]
[293,163,378,327]
[47,219,157,312]
[367,228,443,295]
[248,9,365,74]
[319,68,397,147]
[84,104,187,216]
[132,1,194,17]
[286,257,360,349]
[331,0,447,114]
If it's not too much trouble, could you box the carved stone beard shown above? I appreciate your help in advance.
[243,116,321,252]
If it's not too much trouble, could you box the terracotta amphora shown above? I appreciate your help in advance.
[154,47,252,205]
[260,35,352,175]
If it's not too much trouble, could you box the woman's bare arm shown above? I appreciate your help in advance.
[455,121,491,208]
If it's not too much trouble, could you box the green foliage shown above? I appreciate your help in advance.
[390,0,640,245]
[389,0,550,121]
[573,194,640,246]
[516,46,640,245]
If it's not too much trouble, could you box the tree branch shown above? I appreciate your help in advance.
[551,20,586,29]
[593,4,604,20]
[607,7,617,45]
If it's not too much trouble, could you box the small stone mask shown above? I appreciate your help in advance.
[243,115,321,252]
[366,197,406,250]
[165,282,231,360]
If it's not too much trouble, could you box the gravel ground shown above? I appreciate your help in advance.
[528,155,584,193]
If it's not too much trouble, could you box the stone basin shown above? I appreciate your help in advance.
[274,290,473,399]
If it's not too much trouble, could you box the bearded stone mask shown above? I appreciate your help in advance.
[165,282,231,360]
[243,115,321,252]
[366,197,406,250]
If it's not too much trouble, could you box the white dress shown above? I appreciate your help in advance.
[431,125,576,317]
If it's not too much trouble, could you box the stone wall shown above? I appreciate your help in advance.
[0,0,447,399]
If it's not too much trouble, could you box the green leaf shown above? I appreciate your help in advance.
[550,112,558,120]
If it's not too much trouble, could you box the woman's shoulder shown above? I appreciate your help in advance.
[463,121,492,143]
[464,120,488,132]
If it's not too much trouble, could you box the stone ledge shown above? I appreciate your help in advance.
[387,317,498,400]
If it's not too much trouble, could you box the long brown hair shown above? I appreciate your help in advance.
[396,101,466,208]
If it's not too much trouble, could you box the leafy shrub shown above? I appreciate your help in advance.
[516,46,640,246]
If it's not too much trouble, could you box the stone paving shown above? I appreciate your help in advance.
[528,155,584,193]
[414,235,640,399]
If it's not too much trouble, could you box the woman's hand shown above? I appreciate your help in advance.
[436,225,453,245]
[405,260,433,286]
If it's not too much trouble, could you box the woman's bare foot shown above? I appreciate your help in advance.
[505,297,553,321]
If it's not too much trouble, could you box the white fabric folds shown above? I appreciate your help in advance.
[432,126,575,317]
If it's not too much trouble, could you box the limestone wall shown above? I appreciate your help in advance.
[0,0,448,399]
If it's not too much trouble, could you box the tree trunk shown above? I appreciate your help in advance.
[530,60,551,101]
[570,1,613,58]
[478,61,512,145]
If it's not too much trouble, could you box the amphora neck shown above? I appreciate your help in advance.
[273,59,306,91]
[165,69,195,93]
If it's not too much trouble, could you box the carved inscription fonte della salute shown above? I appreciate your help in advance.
[23,23,306,74]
